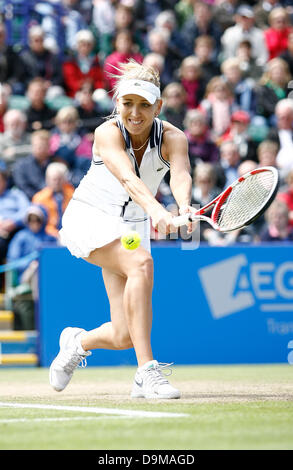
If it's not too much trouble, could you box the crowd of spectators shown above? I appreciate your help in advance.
[1,0,293,276]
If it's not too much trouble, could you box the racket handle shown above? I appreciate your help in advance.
[172,214,192,227]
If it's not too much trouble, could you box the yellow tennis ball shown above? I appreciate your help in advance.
[121,231,141,250]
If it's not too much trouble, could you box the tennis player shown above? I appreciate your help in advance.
[49,60,195,399]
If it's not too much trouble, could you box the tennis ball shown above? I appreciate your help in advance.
[121,231,141,250]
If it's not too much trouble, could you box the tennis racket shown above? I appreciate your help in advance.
[172,166,279,232]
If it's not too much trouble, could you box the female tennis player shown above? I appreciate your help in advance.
[49,60,195,399]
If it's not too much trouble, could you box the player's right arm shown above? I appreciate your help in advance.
[94,122,176,234]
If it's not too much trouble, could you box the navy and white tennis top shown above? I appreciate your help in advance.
[73,117,170,223]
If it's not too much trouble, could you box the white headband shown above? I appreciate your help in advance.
[116,79,161,104]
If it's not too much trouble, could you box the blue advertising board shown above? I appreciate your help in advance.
[38,244,293,367]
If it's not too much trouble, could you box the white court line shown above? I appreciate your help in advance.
[0,416,129,424]
[0,402,188,419]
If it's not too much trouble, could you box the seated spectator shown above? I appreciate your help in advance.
[133,0,168,33]
[217,140,241,188]
[266,99,293,175]
[257,139,279,168]
[221,110,259,162]
[49,106,91,187]
[280,31,293,77]
[154,10,186,72]
[12,130,52,200]
[26,77,56,132]
[259,199,293,242]
[253,0,282,30]
[60,0,88,53]
[221,57,256,116]
[183,109,220,173]
[178,56,207,110]
[104,29,144,93]
[277,168,293,226]
[0,85,10,133]
[212,0,239,32]
[63,29,105,98]
[143,52,165,77]
[180,1,222,58]
[221,4,268,66]
[264,7,292,60]
[0,110,32,170]
[75,82,104,137]
[145,28,175,89]
[92,0,116,41]
[0,21,23,94]
[193,35,220,84]
[0,163,30,265]
[199,76,237,142]
[174,0,196,30]
[235,40,264,84]
[6,204,57,330]
[19,25,64,93]
[254,58,291,125]
[32,162,74,237]
[160,82,187,131]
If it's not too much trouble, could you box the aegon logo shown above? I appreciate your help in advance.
[198,254,293,319]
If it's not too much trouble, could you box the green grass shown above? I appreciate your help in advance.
[0,364,292,450]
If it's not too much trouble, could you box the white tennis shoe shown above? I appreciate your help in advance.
[49,327,91,392]
[131,360,181,399]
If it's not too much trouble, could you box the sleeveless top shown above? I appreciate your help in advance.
[73,117,170,223]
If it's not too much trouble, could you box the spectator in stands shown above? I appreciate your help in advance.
[221,57,256,117]
[193,35,220,84]
[6,204,57,330]
[12,130,52,200]
[63,29,105,98]
[154,10,186,73]
[254,58,291,125]
[221,110,259,162]
[104,29,144,93]
[221,4,268,66]
[178,56,207,110]
[199,76,237,142]
[280,31,293,77]
[0,110,32,170]
[277,168,293,227]
[183,109,220,173]
[212,0,239,33]
[19,25,64,92]
[160,82,187,131]
[264,7,292,60]
[49,106,91,187]
[143,53,165,77]
[180,1,222,57]
[257,139,279,168]
[92,0,116,40]
[0,163,30,265]
[253,0,282,29]
[174,0,197,30]
[259,199,293,242]
[32,162,74,238]
[218,140,241,188]
[0,85,10,133]
[75,82,104,136]
[61,0,89,53]
[0,21,23,94]
[26,77,56,132]
[145,28,175,89]
[235,40,264,84]
[133,0,169,33]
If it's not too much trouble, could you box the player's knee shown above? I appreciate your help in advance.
[113,331,133,350]
[132,252,154,279]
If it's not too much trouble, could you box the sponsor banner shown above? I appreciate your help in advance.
[38,245,293,366]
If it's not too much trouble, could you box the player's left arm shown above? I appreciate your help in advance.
[162,123,193,212]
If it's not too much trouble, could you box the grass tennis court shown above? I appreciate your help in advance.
[0,364,292,450]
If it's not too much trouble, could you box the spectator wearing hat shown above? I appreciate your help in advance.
[221,110,259,162]
[63,29,105,98]
[0,163,30,265]
[221,4,269,66]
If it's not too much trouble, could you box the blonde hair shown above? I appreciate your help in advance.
[259,58,291,86]
[112,59,160,97]
[55,106,79,124]
[178,56,201,78]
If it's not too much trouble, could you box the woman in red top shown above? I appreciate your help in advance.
[264,7,292,60]
[63,30,105,98]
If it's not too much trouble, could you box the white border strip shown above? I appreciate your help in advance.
[0,402,188,419]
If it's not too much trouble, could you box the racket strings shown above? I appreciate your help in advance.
[216,171,275,231]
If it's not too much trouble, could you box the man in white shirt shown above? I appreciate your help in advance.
[221,4,268,66]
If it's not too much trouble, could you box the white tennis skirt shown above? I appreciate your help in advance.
[59,199,151,258]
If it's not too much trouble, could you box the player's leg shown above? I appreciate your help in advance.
[80,267,133,351]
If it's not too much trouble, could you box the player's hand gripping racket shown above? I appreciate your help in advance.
[172,166,279,232]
